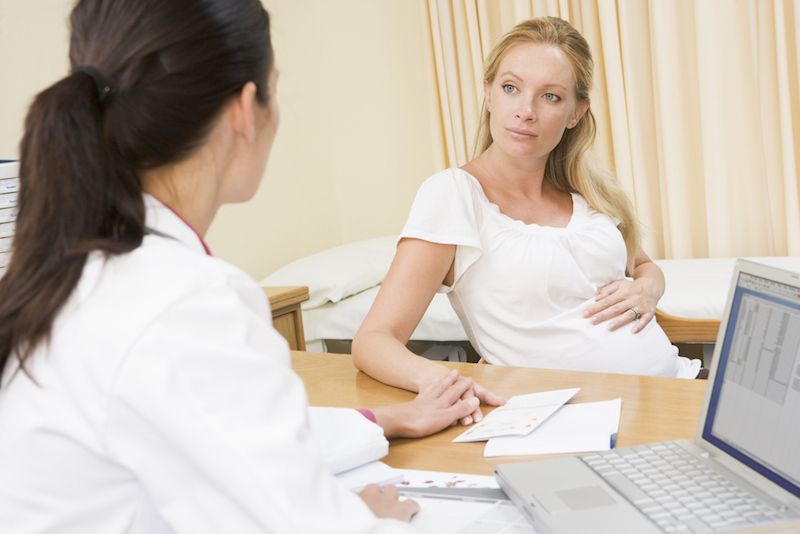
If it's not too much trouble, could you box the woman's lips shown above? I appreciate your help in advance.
[507,128,538,139]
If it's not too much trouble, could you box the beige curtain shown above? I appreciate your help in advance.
[422,0,800,259]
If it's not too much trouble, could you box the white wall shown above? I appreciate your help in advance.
[0,0,440,279]
[0,0,74,155]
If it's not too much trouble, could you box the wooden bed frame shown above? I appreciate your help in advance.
[655,310,720,344]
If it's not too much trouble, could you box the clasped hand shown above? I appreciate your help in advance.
[373,370,506,438]
[583,278,659,333]
[417,370,506,427]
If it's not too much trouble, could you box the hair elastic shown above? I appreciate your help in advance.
[72,66,111,103]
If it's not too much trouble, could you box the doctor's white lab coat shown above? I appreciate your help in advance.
[0,195,412,533]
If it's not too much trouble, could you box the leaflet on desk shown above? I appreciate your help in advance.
[483,398,622,457]
[452,388,580,443]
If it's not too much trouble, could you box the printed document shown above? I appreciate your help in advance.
[452,388,579,443]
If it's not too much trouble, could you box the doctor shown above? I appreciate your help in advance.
[0,0,480,532]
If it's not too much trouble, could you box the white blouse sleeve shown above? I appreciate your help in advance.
[399,169,482,291]
[104,273,411,534]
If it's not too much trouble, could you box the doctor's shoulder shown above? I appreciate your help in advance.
[98,232,269,318]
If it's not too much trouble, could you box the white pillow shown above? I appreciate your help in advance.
[261,236,397,309]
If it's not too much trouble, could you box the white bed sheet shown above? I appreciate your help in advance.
[300,256,800,347]
[654,256,800,319]
[303,286,466,345]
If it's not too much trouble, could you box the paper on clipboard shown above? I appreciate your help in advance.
[452,388,579,443]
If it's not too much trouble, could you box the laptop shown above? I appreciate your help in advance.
[495,259,800,533]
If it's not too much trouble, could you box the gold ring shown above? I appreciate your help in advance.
[631,306,642,321]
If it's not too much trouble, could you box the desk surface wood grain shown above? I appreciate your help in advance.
[291,351,709,475]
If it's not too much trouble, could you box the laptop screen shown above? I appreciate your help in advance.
[702,269,800,497]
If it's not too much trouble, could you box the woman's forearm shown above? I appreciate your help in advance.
[632,260,665,301]
[351,329,450,393]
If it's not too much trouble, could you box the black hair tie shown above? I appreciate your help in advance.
[72,66,111,103]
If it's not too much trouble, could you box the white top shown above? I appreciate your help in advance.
[0,195,411,534]
[400,168,699,378]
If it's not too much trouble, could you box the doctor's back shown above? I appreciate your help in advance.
[0,0,413,532]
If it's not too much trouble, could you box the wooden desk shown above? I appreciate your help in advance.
[264,286,309,350]
[292,351,708,475]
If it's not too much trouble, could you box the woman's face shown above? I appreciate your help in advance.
[484,42,587,164]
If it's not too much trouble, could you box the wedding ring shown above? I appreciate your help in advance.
[630,306,642,321]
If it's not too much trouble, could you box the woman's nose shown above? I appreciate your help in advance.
[515,101,536,121]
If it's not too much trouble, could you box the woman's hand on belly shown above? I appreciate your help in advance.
[582,277,661,333]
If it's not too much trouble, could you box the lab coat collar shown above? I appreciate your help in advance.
[143,194,212,256]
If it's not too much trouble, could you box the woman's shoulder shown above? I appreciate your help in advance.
[402,168,486,241]
[106,235,264,313]
[416,167,485,203]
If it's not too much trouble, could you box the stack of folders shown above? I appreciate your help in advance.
[0,161,19,280]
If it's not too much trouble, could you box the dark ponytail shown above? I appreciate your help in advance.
[0,0,272,382]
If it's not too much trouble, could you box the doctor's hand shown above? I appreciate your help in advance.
[583,278,660,333]
[372,370,484,438]
[358,484,419,522]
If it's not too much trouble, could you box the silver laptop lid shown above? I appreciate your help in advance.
[697,259,800,498]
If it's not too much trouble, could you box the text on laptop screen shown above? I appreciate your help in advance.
[703,271,800,497]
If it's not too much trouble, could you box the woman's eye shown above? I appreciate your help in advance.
[543,93,561,102]
[502,84,516,94]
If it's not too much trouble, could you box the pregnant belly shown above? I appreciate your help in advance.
[485,299,683,377]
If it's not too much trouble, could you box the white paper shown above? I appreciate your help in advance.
[336,461,403,491]
[399,469,499,489]
[453,388,579,443]
[484,398,622,457]
[398,469,538,533]
[409,495,538,533]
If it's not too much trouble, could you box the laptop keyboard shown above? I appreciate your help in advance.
[581,442,794,533]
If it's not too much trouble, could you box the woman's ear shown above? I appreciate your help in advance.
[229,81,259,143]
[568,99,590,129]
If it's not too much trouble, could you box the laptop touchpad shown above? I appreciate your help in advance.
[556,486,616,510]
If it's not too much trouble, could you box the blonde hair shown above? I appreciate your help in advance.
[475,17,641,272]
